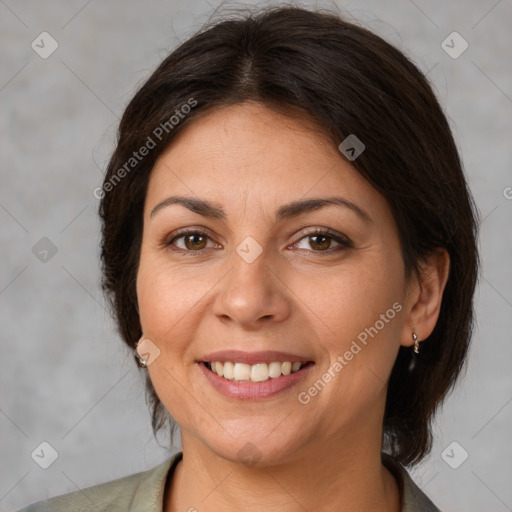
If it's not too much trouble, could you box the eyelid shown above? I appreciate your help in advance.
[167,226,213,240]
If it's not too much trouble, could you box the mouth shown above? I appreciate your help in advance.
[201,360,313,383]
[196,350,315,400]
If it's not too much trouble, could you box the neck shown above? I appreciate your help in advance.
[165,424,400,512]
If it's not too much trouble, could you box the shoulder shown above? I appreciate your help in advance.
[382,453,442,512]
[16,452,182,512]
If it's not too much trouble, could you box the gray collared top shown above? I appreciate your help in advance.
[18,451,441,511]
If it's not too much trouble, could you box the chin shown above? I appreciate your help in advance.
[195,422,311,468]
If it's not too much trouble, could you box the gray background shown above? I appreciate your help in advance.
[1,1,511,510]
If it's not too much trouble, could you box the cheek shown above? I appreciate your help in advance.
[136,255,212,429]
[302,253,405,399]
[305,258,405,346]
[136,254,208,347]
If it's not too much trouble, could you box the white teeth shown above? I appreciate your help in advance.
[234,363,251,381]
[251,363,269,382]
[281,362,292,376]
[214,361,224,377]
[268,361,282,378]
[207,360,306,382]
[223,361,234,379]
[292,362,302,372]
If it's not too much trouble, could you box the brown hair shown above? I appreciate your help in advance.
[99,5,478,465]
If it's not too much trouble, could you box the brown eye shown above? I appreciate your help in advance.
[183,233,208,250]
[308,234,332,251]
[168,230,216,251]
[291,229,352,253]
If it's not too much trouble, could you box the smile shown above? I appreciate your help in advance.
[205,360,308,382]
[198,359,315,400]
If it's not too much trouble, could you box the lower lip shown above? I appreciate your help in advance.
[197,362,314,400]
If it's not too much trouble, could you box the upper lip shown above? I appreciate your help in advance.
[198,350,314,365]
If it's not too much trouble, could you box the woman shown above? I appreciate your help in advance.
[19,5,478,512]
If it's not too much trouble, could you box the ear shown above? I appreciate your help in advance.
[400,248,450,347]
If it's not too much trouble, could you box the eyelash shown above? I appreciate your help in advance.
[166,227,353,255]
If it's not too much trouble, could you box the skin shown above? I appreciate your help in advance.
[136,101,450,512]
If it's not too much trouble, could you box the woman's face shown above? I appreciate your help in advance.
[137,102,416,464]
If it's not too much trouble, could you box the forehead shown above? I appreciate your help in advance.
[145,102,385,219]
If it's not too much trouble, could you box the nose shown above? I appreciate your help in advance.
[212,246,291,329]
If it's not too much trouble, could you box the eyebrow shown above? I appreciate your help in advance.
[149,195,372,223]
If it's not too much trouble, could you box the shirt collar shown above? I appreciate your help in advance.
[146,451,440,512]
[382,453,441,512]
